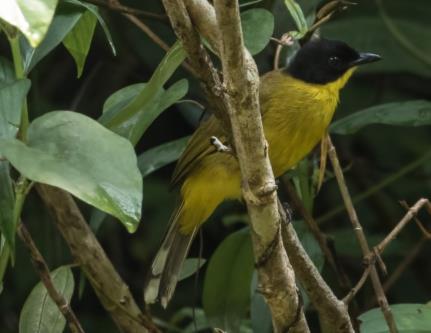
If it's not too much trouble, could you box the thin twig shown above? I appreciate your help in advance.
[343,266,372,304]
[107,0,197,77]
[327,135,398,333]
[123,14,199,77]
[272,33,294,70]
[123,14,170,52]
[318,148,431,224]
[375,198,429,255]
[17,223,85,333]
[83,0,168,21]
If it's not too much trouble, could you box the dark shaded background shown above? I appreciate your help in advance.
[1,0,430,332]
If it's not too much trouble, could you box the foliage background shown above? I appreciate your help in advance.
[0,0,430,332]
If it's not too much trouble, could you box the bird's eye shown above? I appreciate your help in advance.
[328,56,341,67]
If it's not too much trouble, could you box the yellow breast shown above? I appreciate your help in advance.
[260,68,355,177]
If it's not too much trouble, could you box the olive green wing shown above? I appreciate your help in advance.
[171,115,226,188]
[171,70,283,188]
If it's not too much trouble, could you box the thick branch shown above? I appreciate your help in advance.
[161,0,231,129]
[279,204,354,333]
[36,184,160,333]
[212,1,308,332]
[17,223,85,333]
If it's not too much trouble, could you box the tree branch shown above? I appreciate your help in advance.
[17,223,85,333]
[162,0,309,331]
[36,184,160,333]
[280,203,354,332]
[212,1,309,332]
[375,198,430,255]
[327,135,398,333]
[161,0,231,130]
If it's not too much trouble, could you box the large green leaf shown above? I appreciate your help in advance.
[0,79,31,139]
[0,0,58,47]
[101,79,188,145]
[99,41,187,145]
[359,304,431,333]
[321,0,431,76]
[0,111,142,232]
[19,266,74,333]
[20,2,85,74]
[203,228,254,332]
[138,136,190,178]
[63,10,97,78]
[241,9,274,55]
[331,100,431,135]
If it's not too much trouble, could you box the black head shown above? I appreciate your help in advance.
[286,38,381,84]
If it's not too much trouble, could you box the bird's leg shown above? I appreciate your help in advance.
[281,201,293,225]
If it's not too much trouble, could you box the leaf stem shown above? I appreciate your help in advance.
[9,36,29,140]
[0,238,10,282]
[0,177,30,278]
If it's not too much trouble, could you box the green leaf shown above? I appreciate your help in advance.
[179,258,206,281]
[0,0,59,47]
[138,136,190,178]
[21,2,85,74]
[203,228,254,332]
[0,56,16,81]
[63,10,97,78]
[171,307,210,333]
[19,266,75,333]
[295,221,324,271]
[241,9,274,55]
[101,79,188,145]
[284,0,308,38]
[359,304,431,333]
[65,0,116,56]
[99,41,187,144]
[0,111,142,232]
[0,78,31,139]
[331,100,431,135]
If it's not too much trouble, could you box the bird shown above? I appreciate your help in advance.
[144,38,381,307]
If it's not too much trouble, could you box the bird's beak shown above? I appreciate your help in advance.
[350,52,381,66]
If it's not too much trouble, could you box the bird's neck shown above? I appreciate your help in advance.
[323,68,356,93]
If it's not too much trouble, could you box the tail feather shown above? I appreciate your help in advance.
[144,203,196,307]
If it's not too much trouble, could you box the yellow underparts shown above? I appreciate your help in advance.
[178,68,356,234]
